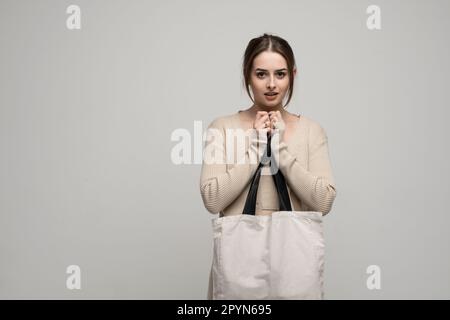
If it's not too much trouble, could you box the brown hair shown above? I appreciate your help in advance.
[242,33,297,108]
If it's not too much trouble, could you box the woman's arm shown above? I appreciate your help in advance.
[199,119,268,214]
[272,122,337,215]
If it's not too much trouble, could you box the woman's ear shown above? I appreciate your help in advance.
[293,67,297,77]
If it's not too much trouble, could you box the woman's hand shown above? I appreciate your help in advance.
[268,111,286,142]
[252,111,271,136]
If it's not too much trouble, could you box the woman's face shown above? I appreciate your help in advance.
[249,51,296,110]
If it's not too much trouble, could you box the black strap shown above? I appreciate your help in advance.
[242,132,292,215]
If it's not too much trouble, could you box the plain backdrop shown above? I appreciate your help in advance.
[1,0,449,299]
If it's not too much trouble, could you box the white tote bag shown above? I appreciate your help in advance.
[210,135,325,300]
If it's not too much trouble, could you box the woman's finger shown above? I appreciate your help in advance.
[257,111,268,120]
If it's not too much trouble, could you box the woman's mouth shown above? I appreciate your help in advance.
[264,92,278,100]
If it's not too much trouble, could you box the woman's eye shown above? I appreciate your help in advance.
[256,72,286,78]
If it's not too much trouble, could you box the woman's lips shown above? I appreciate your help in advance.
[264,93,278,100]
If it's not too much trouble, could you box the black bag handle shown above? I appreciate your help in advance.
[242,132,292,215]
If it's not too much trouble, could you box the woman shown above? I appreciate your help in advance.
[199,33,337,299]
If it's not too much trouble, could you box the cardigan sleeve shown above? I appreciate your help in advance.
[199,118,268,214]
[272,122,337,215]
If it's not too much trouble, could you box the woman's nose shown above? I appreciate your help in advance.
[267,76,276,89]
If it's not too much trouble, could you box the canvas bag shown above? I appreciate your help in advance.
[210,134,325,300]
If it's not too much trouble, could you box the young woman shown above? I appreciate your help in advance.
[199,33,337,299]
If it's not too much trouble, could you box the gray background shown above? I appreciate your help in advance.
[1,0,449,299]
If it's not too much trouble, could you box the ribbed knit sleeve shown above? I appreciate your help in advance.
[199,119,268,214]
[272,122,337,215]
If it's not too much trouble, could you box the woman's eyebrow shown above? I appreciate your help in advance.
[255,68,287,72]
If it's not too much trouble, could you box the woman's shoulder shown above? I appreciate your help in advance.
[206,112,239,129]
[298,114,328,140]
